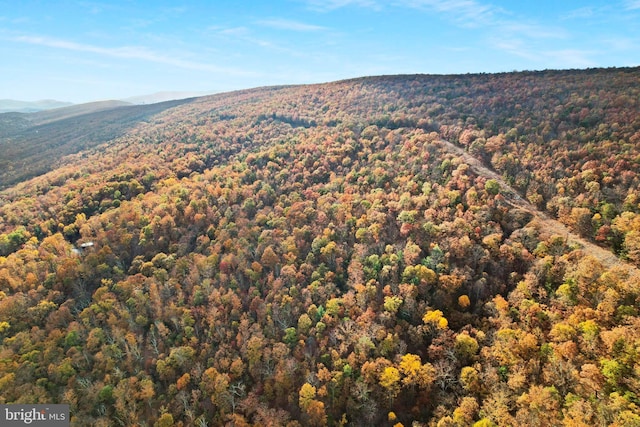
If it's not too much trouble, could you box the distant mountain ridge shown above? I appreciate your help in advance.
[27,100,132,126]
[0,97,196,188]
[0,99,73,113]
[0,91,215,113]
[122,90,214,104]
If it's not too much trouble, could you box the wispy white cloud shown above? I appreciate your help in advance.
[75,1,112,15]
[258,18,328,32]
[602,36,637,51]
[164,6,187,15]
[542,49,597,68]
[445,46,471,52]
[10,34,256,75]
[306,0,565,40]
[396,0,496,27]
[398,0,590,69]
[214,26,281,50]
[217,26,250,36]
[625,0,640,10]
[491,36,596,68]
[6,16,31,24]
[562,6,596,20]
[306,0,496,23]
[304,0,380,12]
[303,0,586,68]
[397,0,569,39]
[491,38,539,61]
[212,24,318,58]
[501,22,567,40]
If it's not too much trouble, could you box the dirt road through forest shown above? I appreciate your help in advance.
[438,139,637,273]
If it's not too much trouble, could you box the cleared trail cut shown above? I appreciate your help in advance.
[438,139,638,274]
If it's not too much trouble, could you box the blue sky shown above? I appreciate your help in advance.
[1,0,639,102]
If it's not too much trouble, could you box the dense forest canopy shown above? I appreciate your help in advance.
[0,67,639,426]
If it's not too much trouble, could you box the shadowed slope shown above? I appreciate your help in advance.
[0,98,196,188]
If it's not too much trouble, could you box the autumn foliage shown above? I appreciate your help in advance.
[0,67,639,425]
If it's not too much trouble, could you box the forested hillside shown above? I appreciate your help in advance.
[0,99,192,189]
[1,68,639,426]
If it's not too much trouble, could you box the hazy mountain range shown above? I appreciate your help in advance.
[122,90,214,104]
[0,91,214,113]
[0,99,73,113]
